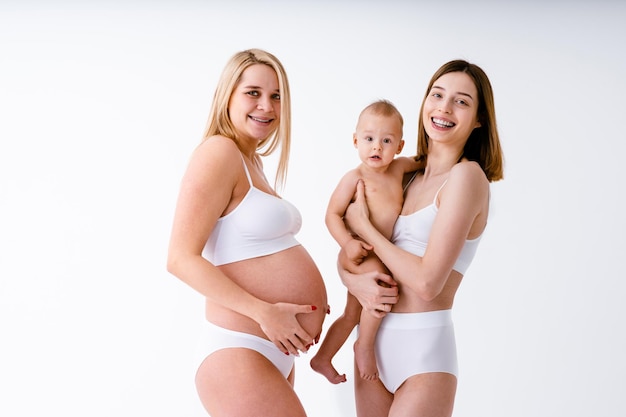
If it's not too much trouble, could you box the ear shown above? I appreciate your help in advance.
[396,139,405,154]
[353,133,358,148]
[474,117,482,129]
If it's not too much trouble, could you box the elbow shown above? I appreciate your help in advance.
[414,279,443,302]
[166,251,183,277]
[418,287,439,303]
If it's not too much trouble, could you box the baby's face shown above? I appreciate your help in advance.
[353,113,404,168]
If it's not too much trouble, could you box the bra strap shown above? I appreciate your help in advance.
[240,153,253,186]
[404,171,419,193]
[433,179,448,205]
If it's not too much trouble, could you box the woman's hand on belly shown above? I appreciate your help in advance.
[255,302,319,356]
[215,245,328,355]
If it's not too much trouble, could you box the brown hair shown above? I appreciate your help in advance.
[416,60,504,182]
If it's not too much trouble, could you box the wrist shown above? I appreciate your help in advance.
[249,299,272,325]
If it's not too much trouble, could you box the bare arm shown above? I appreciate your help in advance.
[393,155,424,174]
[337,254,399,318]
[326,169,372,264]
[166,137,314,354]
[345,162,489,301]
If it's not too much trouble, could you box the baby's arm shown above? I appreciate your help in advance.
[392,156,424,174]
[326,170,371,265]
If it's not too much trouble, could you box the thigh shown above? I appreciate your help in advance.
[196,348,307,417]
[354,253,389,275]
[354,358,393,417]
[389,372,457,417]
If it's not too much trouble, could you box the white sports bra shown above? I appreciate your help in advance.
[202,155,302,266]
[391,179,483,275]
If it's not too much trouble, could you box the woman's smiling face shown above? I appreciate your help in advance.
[228,63,281,143]
[422,71,481,146]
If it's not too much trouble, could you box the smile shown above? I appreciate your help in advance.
[250,116,273,123]
[432,117,455,128]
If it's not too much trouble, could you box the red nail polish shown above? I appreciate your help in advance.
[311,305,317,311]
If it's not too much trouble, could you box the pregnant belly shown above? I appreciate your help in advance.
[208,245,328,340]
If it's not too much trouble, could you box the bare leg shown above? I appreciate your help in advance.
[310,291,361,384]
[354,308,382,381]
[390,373,457,417]
[196,348,307,417]
[352,254,388,381]
[354,357,393,417]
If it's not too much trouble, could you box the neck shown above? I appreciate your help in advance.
[423,146,463,178]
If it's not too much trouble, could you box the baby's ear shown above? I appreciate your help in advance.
[396,139,405,154]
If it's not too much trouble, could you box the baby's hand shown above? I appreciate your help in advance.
[344,238,372,265]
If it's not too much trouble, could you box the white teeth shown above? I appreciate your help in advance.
[251,116,270,123]
[433,118,454,127]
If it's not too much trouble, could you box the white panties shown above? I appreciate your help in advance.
[196,321,295,378]
[373,309,458,393]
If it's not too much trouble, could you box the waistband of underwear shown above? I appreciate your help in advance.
[205,320,277,350]
[379,309,453,330]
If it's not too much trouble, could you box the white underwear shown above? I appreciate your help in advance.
[196,321,295,378]
[372,309,458,393]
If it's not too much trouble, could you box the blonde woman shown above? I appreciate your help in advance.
[167,49,328,417]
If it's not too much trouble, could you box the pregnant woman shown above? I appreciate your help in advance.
[167,49,328,417]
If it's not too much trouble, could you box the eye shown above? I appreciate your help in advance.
[271,93,281,100]
[431,92,442,98]
[383,138,392,144]
[365,136,373,142]
[456,99,469,106]
[246,90,259,97]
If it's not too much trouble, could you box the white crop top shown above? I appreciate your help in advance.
[202,155,302,266]
[391,180,483,275]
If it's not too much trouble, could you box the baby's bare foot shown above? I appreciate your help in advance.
[310,354,347,384]
[354,340,379,381]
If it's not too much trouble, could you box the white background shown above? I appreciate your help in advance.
[1,1,625,416]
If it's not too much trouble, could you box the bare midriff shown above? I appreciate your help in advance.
[392,270,463,313]
[205,245,328,342]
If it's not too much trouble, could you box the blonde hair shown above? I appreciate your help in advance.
[358,99,404,130]
[416,60,504,182]
[202,49,292,189]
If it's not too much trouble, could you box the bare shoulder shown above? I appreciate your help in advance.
[448,161,489,197]
[339,165,363,187]
[450,160,488,185]
[195,135,239,158]
[186,136,241,183]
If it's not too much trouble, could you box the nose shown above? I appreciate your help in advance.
[439,99,452,114]
[257,96,274,112]
[372,140,382,150]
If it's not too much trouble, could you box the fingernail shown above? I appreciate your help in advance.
[311,305,317,311]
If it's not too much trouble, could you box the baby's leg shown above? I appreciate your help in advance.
[353,255,388,381]
[355,307,383,381]
[310,291,361,384]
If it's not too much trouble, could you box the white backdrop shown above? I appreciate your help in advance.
[1,1,625,416]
